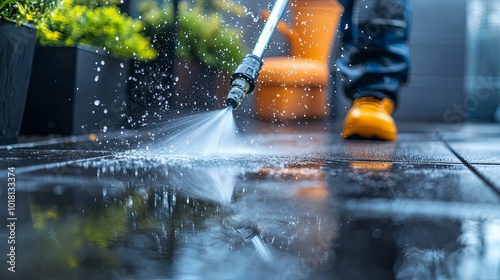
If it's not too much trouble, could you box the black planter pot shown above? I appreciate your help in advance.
[22,43,130,136]
[0,20,36,144]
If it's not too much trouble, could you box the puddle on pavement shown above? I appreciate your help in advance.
[1,150,500,279]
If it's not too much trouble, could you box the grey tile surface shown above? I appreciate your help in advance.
[448,140,500,164]
[324,162,500,204]
[435,123,500,141]
[1,121,500,280]
[471,164,500,194]
[324,139,461,164]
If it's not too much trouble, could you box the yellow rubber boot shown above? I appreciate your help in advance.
[343,97,397,141]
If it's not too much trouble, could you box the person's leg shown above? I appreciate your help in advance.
[336,0,354,39]
[338,0,411,104]
[337,0,411,140]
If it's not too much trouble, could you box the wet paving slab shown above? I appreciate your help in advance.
[0,120,500,280]
[436,124,500,195]
[445,140,500,165]
[469,165,500,195]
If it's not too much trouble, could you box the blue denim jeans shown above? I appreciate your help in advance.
[335,0,411,105]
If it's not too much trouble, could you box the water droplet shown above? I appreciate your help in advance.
[104,109,108,114]
[94,100,100,106]
[97,67,101,72]
[101,60,105,65]
[94,75,99,82]
[120,63,124,68]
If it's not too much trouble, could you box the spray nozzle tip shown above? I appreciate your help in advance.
[224,216,260,242]
[234,223,259,241]
[226,97,239,109]
[226,85,246,109]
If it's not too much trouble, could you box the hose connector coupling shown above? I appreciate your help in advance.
[226,54,263,109]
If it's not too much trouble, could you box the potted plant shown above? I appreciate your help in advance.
[0,0,58,144]
[126,0,246,126]
[21,0,157,136]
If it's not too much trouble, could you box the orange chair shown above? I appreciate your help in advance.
[255,0,343,120]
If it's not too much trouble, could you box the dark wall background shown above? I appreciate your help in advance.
[329,0,468,122]
[395,0,467,122]
[465,0,500,122]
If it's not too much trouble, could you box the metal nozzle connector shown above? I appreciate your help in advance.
[226,78,250,109]
[225,54,263,110]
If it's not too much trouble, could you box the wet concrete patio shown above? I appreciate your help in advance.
[1,118,499,280]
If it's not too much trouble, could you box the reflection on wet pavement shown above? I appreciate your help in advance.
[0,122,499,279]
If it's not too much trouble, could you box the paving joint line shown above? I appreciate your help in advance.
[434,129,500,198]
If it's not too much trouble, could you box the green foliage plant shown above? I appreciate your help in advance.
[0,0,59,25]
[138,0,246,73]
[36,0,157,61]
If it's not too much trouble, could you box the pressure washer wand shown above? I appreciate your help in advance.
[226,0,290,109]
[224,215,274,265]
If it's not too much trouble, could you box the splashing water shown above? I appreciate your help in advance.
[149,107,239,155]
[250,235,274,265]
[143,107,275,263]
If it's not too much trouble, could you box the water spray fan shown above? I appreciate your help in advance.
[225,0,290,109]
